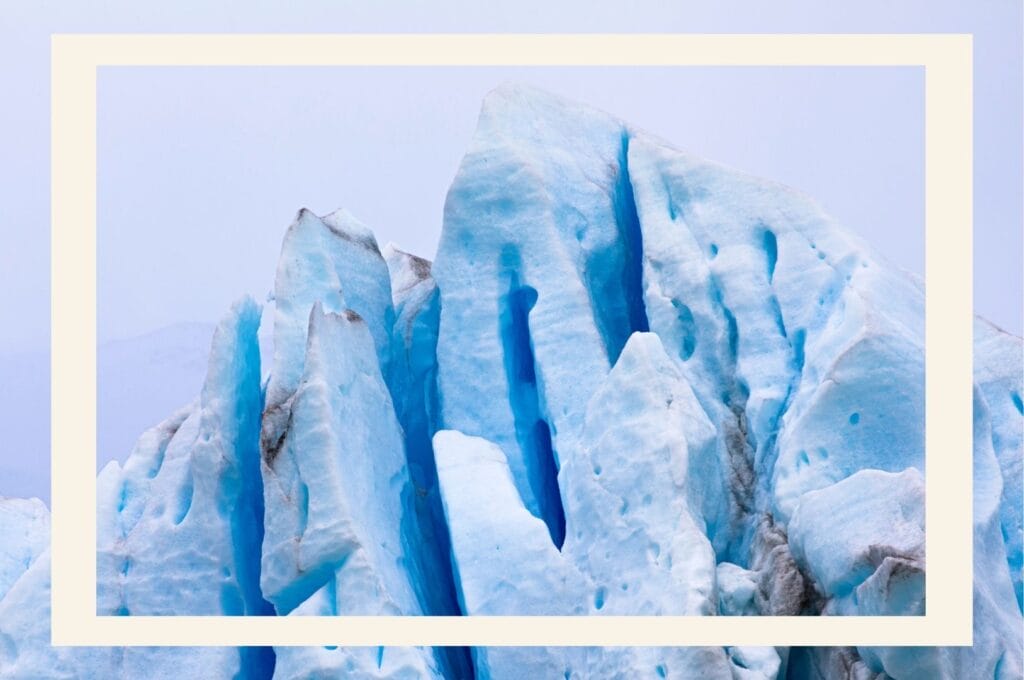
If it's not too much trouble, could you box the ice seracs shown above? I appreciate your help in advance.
[433,84,649,546]
[561,332,720,618]
[96,297,270,618]
[0,84,1020,680]
[263,207,394,417]
[787,468,925,614]
[259,304,420,618]
[974,317,1024,611]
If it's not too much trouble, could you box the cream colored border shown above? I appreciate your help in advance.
[51,34,972,647]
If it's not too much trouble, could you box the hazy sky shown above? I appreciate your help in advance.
[0,0,1020,502]
[97,65,925,341]
[0,0,1021,354]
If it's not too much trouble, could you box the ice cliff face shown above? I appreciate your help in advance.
[1,84,1022,679]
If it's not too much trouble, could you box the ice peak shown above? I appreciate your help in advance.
[321,208,382,256]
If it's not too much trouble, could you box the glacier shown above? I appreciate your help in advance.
[1,83,1022,679]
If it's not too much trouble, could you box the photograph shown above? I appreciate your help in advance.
[0,4,1021,680]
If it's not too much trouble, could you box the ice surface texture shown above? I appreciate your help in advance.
[1,84,1021,679]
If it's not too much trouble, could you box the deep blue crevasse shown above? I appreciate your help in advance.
[499,256,567,549]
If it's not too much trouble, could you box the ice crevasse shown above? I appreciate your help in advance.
[0,84,1021,679]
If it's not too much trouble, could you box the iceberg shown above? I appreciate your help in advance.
[1,84,1021,679]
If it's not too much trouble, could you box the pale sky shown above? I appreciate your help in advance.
[0,0,1020,502]
[96,65,925,342]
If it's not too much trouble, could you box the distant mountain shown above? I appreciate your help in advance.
[0,320,274,502]
[98,322,217,464]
